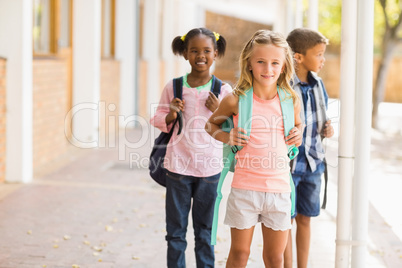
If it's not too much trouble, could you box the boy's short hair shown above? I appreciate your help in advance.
[286,28,329,55]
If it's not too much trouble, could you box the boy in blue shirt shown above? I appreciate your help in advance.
[284,28,334,268]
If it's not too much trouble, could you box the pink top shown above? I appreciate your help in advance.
[232,93,291,193]
[150,78,232,177]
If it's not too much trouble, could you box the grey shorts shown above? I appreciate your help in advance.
[224,188,292,231]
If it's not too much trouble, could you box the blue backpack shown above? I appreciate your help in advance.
[149,76,222,186]
[211,86,299,245]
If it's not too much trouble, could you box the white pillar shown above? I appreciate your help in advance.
[295,0,303,28]
[175,0,198,75]
[308,0,319,30]
[72,0,101,148]
[352,0,374,266]
[161,0,175,84]
[335,0,357,266]
[0,0,33,183]
[143,0,161,116]
[285,0,294,34]
[115,0,138,126]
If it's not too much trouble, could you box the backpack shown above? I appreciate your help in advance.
[210,86,299,245]
[149,75,222,186]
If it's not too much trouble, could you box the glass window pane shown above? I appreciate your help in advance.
[33,0,51,53]
[102,0,112,57]
[59,0,71,48]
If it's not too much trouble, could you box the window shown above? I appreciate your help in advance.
[101,0,115,58]
[33,0,52,54]
[32,0,72,55]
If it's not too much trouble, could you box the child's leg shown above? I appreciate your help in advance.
[283,227,293,268]
[226,226,255,268]
[192,173,219,268]
[295,214,311,268]
[165,171,192,268]
[261,225,289,268]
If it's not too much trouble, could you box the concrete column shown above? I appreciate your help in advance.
[285,0,294,34]
[0,0,33,183]
[335,0,357,266]
[295,0,304,28]
[308,0,319,30]
[71,0,101,148]
[352,0,374,266]
[175,0,198,75]
[115,0,138,126]
[161,0,175,85]
[143,0,161,116]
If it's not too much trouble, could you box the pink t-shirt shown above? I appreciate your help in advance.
[150,78,232,177]
[232,93,291,193]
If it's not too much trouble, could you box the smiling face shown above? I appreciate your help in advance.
[248,44,286,91]
[184,34,217,74]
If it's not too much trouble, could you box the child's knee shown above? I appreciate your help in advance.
[296,214,311,226]
[263,252,284,267]
[228,246,250,265]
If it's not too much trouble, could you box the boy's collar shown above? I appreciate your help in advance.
[294,72,319,86]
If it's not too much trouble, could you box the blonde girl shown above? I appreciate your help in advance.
[205,30,303,268]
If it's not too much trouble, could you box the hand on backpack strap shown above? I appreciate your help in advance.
[322,120,334,138]
[228,127,249,146]
[285,127,302,147]
[169,98,185,117]
[205,92,220,112]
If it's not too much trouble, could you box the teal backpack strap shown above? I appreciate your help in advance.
[211,88,253,245]
[277,86,299,216]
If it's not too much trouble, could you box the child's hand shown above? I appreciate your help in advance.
[205,92,220,112]
[286,127,302,147]
[322,120,334,138]
[229,127,249,146]
[168,98,185,119]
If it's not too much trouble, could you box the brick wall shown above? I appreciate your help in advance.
[0,58,6,182]
[32,58,71,177]
[100,59,120,146]
[205,11,273,86]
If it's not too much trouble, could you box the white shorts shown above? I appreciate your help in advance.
[224,188,292,231]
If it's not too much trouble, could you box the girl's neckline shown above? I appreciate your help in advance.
[183,73,213,90]
[253,92,278,103]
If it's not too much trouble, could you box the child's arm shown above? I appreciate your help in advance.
[150,81,184,133]
[205,93,249,146]
[285,98,303,147]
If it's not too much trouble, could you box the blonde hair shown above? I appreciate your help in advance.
[234,30,297,103]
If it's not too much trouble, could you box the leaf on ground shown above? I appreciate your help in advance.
[83,240,90,245]
[27,230,32,235]
[72,265,80,268]
[53,245,59,249]
[63,235,71,240]
[93,246,103,252]
[132,256,140,260]
[105,225,113,232]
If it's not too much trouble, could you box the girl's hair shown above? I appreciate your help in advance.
[234,30,297,103]
[171,27,226,57]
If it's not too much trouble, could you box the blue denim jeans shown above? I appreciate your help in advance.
[165,170,219,268]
